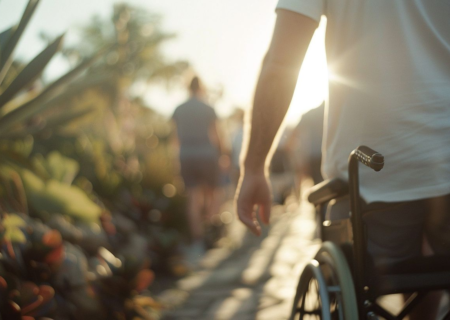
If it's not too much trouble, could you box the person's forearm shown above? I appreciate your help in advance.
[243,59,301,174]
[241,9,318,176]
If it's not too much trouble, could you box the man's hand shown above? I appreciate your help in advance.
[235,171,272,236]
[235,10,317,235]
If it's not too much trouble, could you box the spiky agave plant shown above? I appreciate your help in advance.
[0,0,111,138]
[0,0,114,218]
[0,2,116,319]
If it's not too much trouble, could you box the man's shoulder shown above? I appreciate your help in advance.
[186,98,215,113]
[175,100,191,110]
[174,98,215,118]
[192,98,213,110]
[173,100,193,117]
[178,98,212,109]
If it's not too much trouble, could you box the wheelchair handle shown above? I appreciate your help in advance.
[348,145,384,316]
[353,146,384,172]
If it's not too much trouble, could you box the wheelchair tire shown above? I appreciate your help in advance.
[290,242,358,320]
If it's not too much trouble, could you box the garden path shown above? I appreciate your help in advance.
[158,194,320,320]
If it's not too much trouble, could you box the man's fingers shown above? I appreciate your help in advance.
[237,201,261,236]
[258,200,271,225]
[240,215,261,236]
[235,173,272,236]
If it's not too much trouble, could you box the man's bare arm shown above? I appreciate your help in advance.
[236,10,318,235]
[244,10,318,173]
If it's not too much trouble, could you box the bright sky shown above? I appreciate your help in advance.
[0,0,328,125]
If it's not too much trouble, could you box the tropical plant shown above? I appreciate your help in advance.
[30,3,189,201]
[0,2,192,318]
[67,3,188,86]
[0,0,111,219]
[0,2,141,319]
[0,8,109,137]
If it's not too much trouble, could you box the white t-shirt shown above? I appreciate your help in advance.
[277,0,450,203]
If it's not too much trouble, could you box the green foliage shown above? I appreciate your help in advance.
[2,214,26,243]
[0,34,64,108]
[0,0,115,139]
[0,1,110,222]
[0,2,188,319]
[0,135,33,159]
[0,5,190,319]
[0,163,28,213]
[0,0,40,84]
[0,27,15,52]
[20,168,102,224]
[0,45,113,137]
[32,151,79,184]
[67,2,188,86]
[18,151,102,223]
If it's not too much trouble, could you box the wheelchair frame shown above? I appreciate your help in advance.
[290,145,450,320]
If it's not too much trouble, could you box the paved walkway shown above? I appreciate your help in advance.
[158,196,321,320]
[156,187,450,320]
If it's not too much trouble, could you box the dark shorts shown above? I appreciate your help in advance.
[363,193,450,265]
[180,157,220,188]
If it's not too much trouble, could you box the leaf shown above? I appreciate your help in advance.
[20,167,45,190]
[0,0,40,85]
[42,107,93,131]
[32,151,79,185]
[1,107,94,139]
[0,137,36,176]
[0,166,28,213]
[3,214,26,228]
[0,34,64,108]
[0,26,14,53]
[4,227,26,243]
[20,169,102,223]
[0,44,116,137]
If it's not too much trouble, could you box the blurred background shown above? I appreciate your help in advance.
[0,1,328,319]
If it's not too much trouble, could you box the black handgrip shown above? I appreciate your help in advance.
[354,145,384,171]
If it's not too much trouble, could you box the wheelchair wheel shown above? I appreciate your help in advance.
[290,242,358,320]
[290,261,330,320]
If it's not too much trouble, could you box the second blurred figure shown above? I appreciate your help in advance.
[171,76,223,267]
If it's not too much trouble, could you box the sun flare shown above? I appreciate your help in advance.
[285,17,328,125]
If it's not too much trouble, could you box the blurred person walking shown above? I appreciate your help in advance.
[235,1,450,318]
[172,76,223,266]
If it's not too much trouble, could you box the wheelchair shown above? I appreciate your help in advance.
[289,146,450,320]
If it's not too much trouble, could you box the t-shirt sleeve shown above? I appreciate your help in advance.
[276,0,324,22]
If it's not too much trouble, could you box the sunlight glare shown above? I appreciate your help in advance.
[285,17,328,125]
[327,67,364,92]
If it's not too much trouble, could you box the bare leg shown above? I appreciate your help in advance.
[204,186,222,223]
[186,186,203,241]
[183,187,207,267]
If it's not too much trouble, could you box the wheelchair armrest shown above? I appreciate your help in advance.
[307,178,349,206]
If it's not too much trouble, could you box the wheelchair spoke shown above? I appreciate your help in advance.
[329,292,344,320]
[297,278,322,320]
